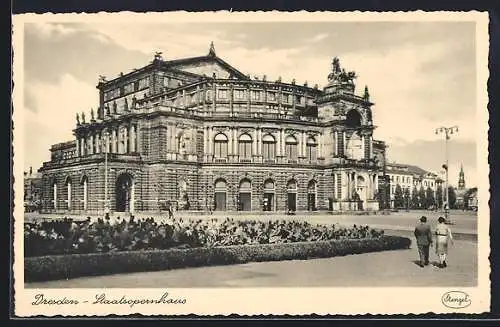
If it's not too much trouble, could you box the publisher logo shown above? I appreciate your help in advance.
[441,291,471,309]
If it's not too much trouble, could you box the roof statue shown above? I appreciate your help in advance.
[327,56,357,85]
[363,85,370,101]
[105,105,110,116]
[76,113,80,125]
[208,41,216,56]
[90,108,95,121]
[81,112,86,124]
[154,51,163,61]
[98,75,107,83]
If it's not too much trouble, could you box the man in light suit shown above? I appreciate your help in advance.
[414,216,433,267]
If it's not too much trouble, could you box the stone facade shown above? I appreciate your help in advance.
[39,45,383,214]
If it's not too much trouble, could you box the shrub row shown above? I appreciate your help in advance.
[25,235,411,282]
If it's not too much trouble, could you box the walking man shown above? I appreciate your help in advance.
[414,216,433,267]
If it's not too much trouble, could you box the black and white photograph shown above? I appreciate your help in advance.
[12,11,490,315]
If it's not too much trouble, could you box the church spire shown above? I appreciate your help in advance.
[208,41,216,56]
[458,163,466,190]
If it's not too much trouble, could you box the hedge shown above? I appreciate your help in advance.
[25,235,411,282]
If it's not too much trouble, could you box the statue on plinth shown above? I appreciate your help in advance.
[105,105,110,116]
[124,98,129,111]
[112,101,117,114]
[131,95,137,109]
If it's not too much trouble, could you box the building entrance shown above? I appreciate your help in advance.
[263,193,274,211]
[287,179,297,212]
[239,179,252,211]
[116,173,133,212]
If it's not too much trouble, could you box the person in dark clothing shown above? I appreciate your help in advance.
[414,216,433,267]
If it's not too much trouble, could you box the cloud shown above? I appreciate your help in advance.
[23,74,97,171]
[29,22,78,38]
[310,33,329,43]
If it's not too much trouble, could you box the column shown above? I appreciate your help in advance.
[280,129,285,156]
[111,128,117,153]
[318,132,323,158]
[203,126,208,155]
[361,135,365,159]
[76,138,80,157]
[253,128,257,155]
[129,124,136,152]
[257,128,262,155]
[301,131,306,157]
[89,134,94,155]
[368,135,373,159]
[209,127,214,154]
[342,131,346,156]
[124,126,129,153]
[232,128,237,155]
[334,131,338,156]
[134,125,139,153]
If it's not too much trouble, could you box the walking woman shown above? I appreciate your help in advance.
[435,216,454,268]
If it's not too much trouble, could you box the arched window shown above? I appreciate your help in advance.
[262,134,276,161]
[52,180,58,210]
[306,137,317,162]
[214,133,228,158]
[238,134,253,160]
[346,109,362,127]
[81,176,88,211]
[65,177,72,210]
[285,135,298,162]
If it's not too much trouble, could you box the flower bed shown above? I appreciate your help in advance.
[24,216,385,257]
[25,235,411,282]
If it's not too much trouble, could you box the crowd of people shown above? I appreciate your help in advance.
[24,216,384,257]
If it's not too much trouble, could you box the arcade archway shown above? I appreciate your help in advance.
[116,173,134,212]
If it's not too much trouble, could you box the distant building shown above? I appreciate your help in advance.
[455,164,467,209]
[23,167,42,212]
[385,163,440,209]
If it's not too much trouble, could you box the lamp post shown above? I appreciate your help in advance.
[435,126,458,224]
[103,130,110,216]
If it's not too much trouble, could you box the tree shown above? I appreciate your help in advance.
[425,186,435,210]
[403,187,411,210]
[448,186,457,209]
[418,186,426,209]
[394,184,404,209]
[436,184,443,209]
[410,186,419,209]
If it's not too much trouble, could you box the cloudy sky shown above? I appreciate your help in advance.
[22,20,479,187]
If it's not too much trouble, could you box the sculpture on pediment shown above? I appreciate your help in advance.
[76,113,80,125]
[154,51,163,61]
[363,85,370,101]
[208,41,216,56]
[327,57,357,85]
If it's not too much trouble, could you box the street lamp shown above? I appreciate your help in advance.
[435,125,459,224]
[103,130,110,216]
